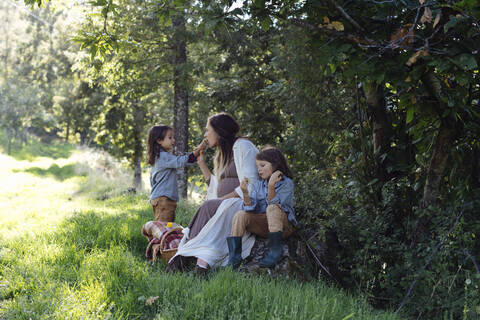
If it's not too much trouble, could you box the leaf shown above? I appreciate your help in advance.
[90,46,97,60]
[406,106,415,124]
[229,8,244,16]
[326,21,344,31]
[261,17,271,30]
[145,296,159,306]
[444,15,464,32]
[453,0,477,10]
[418,0,425,3]
[406,50,429,66]
[413,181,422,191]
[420,7,433,23]
[323,16,330,24]
[390,24,414,48]
[342,313,355,320]
[451,53,478,71]
[433,12,441,28]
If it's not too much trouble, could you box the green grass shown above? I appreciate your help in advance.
[0,140,405,320]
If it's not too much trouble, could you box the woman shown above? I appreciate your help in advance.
[166,113,259,274]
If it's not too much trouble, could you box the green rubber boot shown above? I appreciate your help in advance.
[226,236,243,269]
[259,232,283,268]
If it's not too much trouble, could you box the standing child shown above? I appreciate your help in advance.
[226,147,297,268]
[147,125,205,222]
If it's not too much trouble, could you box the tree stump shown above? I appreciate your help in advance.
[239,233,316,281]
[239,228,343,284]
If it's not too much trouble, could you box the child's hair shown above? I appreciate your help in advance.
[208,113,240,177]
[147,125,173,166]
[256,147,293,179]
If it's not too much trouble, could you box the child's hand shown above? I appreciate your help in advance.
[193,140,207,157]
[240,177,249,193]
[268,171,282,187]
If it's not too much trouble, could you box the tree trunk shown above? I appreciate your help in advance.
[364,82,391,183]
[133,157,142,191]
[80,129,87,145]
[172,12,189,199]
[66,121,70,142]
[21,130,27,146]
[473,147,480,189]
[420,72,456,208]
[132,101,145,191]
[7,127,12,155]
[3,3,9,80]
[420,120,456,208]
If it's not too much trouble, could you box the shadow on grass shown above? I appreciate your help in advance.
[54,198,197,256]
[14,164,85,181]
[5,142,76,162]
[56,209,150,255]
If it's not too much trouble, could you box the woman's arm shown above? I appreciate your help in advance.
[197,150,212,184]
[220,190,241,199]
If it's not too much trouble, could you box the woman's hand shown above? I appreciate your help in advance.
[240,177,249,194]
[197,149,206,164]
[268,171,283,187]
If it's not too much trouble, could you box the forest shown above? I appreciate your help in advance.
[0,0,479,319]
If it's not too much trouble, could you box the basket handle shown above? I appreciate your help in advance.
[159,227,183,252]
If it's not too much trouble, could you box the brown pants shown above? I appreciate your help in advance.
[150,196,177,222]
[231,204,294,238]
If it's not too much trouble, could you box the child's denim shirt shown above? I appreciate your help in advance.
[242,177,297,224]
[150,151,195,201]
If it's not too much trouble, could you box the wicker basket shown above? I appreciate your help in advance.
[159,227,183,264]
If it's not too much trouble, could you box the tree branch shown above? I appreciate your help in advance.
[327,0,365,33]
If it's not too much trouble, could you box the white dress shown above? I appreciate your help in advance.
[171,139,259,267]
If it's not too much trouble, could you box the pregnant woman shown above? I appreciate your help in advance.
[167,113,259,275]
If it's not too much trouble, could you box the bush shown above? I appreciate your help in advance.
[294,166,480,319]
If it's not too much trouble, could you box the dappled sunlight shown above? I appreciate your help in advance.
[3,141,76,162]
[0,146,146,242]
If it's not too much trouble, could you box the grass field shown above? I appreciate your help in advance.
[0,139,404,319]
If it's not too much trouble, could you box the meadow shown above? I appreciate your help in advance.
[0,139,404,320]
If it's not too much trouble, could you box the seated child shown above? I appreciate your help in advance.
[226,147,297,268]
[147,125,205,222]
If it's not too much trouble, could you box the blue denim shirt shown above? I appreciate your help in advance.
[242,177,297,224]
[150,151,195,202]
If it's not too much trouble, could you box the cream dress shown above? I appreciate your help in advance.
[171,139,259,267]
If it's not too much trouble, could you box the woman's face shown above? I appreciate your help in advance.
[256,160,274,180]
[204,122,219,148]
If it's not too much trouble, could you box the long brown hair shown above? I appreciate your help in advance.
[208,113,240,177]
[147,125,172,166]
[256,147,293,179]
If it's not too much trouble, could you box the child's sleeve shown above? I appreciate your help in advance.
[159,152,195,169]
[267,179,294,210]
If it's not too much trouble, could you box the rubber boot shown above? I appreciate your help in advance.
[226,236,242,269]
[259,232,283,268]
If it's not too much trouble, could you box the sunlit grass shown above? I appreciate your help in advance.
[0,140,404,320]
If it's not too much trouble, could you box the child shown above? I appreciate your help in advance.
[147,125,205,222]
[226,147,297,268]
